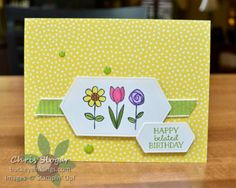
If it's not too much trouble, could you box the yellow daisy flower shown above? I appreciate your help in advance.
[83,86,106,107]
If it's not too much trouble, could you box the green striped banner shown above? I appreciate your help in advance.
[35,99,197,117]
[168,100,197,117]
[36,99,63,116]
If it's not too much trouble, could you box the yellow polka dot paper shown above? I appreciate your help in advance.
[24,19,210,162]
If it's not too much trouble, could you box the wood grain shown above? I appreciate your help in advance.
[0,75,236,188]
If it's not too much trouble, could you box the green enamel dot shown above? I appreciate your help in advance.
[103,66,111,75]
[84,144,94,154]
[59,51,65,57]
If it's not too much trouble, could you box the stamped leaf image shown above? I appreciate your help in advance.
[108,86,125,129]
[128,89,145,130]
[38,133,50,155]
[54,139,69,158]
[23,134,75,187]
[83,86,106,129]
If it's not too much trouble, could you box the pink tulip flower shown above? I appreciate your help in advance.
[110,86,125,104]
[109,86,125,129]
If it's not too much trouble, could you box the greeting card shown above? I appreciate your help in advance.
[24,19,210,162]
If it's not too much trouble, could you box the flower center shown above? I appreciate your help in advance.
[91,93,99,101]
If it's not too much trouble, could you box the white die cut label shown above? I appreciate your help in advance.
[61,77,171,137]
[136,122,195,153]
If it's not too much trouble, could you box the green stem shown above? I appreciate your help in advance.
[135,105,137,130]
[116,103,118,122]
[93,105,96,129]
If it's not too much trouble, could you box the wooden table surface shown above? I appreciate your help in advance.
[0,75,236,188]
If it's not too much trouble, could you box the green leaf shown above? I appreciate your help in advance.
[38,134,50,155]
[51,173,61,187]
[54,140,69,158]
[84,113,94,120]
[59,160,76,169]
[128,117,136,124]
[108,106,117,128]
[95,115,104,122]
[116,104,124,129]
[23,154,39,164]
[136,111,144,119]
